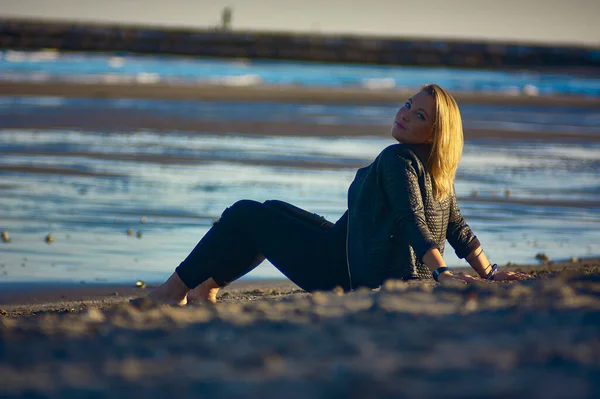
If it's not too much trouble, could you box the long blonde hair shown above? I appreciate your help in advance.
[422,84,464,201]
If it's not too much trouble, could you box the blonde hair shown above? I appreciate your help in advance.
[421,84,464,201]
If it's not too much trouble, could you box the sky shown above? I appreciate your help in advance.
[0,0,599,46]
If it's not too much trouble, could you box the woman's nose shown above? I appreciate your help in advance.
[399,109,410,122]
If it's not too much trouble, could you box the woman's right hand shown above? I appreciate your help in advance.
[437,271,481,285]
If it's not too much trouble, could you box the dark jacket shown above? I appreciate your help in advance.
[342,143,480,288]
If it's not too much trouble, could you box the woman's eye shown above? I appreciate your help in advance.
[417,113,425,120]
[404,102,411,109]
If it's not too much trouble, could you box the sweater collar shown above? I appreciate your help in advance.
[404,143,432,164]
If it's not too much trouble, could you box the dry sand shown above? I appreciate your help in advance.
[1,259,599,398]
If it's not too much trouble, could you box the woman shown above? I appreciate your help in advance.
[147,84,527,305]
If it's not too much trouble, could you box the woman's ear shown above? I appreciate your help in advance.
[427,128,435,144]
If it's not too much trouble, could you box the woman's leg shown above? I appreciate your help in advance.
[154,199,348,304]
[187,200,338,303]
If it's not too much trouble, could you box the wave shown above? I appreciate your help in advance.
[360,77,396,90]
[204,74,263,86]
[2,49,60,63]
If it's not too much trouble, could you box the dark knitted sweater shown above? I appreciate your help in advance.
[340,143,480,288]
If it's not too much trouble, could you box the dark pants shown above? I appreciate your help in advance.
[175,200,350,292]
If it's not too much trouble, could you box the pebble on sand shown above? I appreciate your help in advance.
[535,252,550,263]
[126,228,135,236]
[136,231,143,239]
[135,280,146,288]
[1,231,11,243]
[45,233,54,244]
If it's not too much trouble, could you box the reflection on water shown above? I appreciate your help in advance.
[1,114,599,284]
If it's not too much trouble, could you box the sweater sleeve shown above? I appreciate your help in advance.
[378,148,439,261]
[446,188,480,259]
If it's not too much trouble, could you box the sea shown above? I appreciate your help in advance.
[0,50,599,284]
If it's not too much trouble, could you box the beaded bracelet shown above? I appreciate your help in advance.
[432,266,450,282]
[485,263,498,280]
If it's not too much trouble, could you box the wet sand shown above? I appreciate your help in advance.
[3,80,600,107]
[3,81,600,143]
[4,112,600,143]
[1,259,599,398]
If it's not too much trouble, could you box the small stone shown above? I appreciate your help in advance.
[112,292,119,296]
[126,228,135,236]
[45,233,54,244]
[332,286,344,296]
[136,231,143,239]
[504,189,511,198]
[535,253,550,263]
[80,308,105,323]
[311,292,328,304]
[382,279,406,292]
[1,231,11,243]
[570,256,579,263]
[140,216,148,224]
[522,84,539,96]
[135,280,146,288]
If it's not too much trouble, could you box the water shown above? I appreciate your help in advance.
[2,50,600,97]
[1,99,599,284]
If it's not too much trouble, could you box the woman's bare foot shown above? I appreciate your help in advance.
[143,272,189,306]
[187,277,221,304]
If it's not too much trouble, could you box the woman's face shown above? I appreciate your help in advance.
[391,90,436,144]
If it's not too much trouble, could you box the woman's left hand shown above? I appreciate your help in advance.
[492,271,531,281]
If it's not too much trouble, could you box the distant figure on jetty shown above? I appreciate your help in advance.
[146,84,528,305]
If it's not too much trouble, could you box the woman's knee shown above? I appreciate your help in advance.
[221,199,264,222]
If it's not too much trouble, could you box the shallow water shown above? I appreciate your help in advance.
[2,50,600,96]
[1,98,599,284]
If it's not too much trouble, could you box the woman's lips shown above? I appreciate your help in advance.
[395,121,406,130]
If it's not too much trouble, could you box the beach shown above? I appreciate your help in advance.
[1,258,599,398]
[1,74,600,397]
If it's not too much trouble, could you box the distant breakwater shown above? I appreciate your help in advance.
[1,19,599,69]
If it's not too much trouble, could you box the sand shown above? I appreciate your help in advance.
[1,258,599,398]
[3,82,600,144]
[3,81,600,108]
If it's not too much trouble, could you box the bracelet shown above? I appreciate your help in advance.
[485,263,498,280]
[467,248,483,262]
[432,266,451,282]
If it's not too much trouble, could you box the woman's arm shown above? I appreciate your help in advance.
[444,190,528,282]
[465,247,530,281]
[422,248,481,284]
